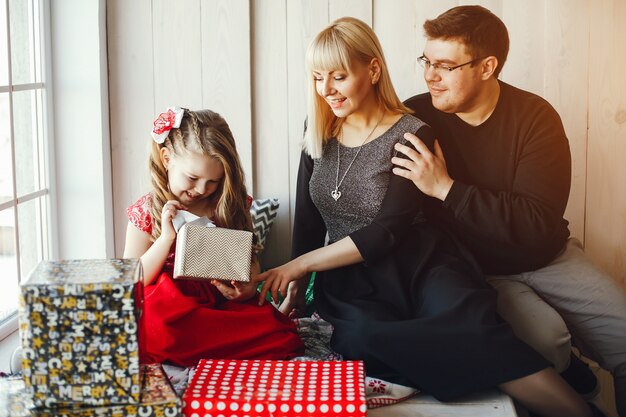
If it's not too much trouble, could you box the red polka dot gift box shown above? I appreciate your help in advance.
[182,359,367,417]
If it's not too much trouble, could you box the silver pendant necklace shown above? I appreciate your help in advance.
[332,111,385,201]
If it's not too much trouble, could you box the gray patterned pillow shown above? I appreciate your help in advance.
[250,198,279,251]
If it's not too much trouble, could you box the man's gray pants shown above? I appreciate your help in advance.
[488,238,626,416]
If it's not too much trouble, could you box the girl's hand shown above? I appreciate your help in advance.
[254,259,307,306]
[160,200,187,242]
[278,280,309,318]
[211,279,257,302]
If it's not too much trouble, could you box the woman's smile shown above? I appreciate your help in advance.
[328,97,347,108]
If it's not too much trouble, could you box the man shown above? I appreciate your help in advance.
[393,5,626,416]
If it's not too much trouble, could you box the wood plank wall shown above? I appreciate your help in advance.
[107,0,626,288]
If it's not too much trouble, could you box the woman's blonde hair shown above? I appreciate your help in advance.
[304,16,411,158]
[147,109,252,241]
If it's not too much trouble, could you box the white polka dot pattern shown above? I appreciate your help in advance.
[182,359,366,417]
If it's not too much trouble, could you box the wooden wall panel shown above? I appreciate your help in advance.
[286,1,329,250]
[107,0,154,256]
[374,0,423,102]
[251,0,291,267]
[416,0,460,24]
[329,0,372,25]
[587,0,626,286]
[201,0,252,188]
[459,0,501,14]
[152,0,203,111]
[500,0,545,94]
[543,0,589,242]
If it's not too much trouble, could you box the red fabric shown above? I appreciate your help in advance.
[127,194,153,234]
[127,195,304,367]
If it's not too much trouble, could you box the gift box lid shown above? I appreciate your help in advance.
[183,359,366,417]
[21,259,141,286]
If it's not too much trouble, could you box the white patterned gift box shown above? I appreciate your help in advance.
[18,259,144,408]
[182,359,367,417]
[173,221,253,282]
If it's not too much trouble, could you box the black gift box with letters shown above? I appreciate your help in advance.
[0,364,180,417]
[18,259,144,408]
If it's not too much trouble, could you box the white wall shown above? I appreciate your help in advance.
[107,0,626,287]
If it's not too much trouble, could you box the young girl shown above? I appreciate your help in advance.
[256,17,592,417]
[124,108,304,367]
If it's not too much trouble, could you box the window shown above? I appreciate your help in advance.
[0,0,51,339]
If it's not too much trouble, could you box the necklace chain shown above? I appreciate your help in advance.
[332,111,385,201]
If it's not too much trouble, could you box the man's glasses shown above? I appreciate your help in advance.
[417,55,486,74]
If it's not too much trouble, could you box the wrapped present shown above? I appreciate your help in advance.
[174,218,253,282]
[18,259,144,407]
[182,359,367,417]
[1,364,181,417]
[0,376,34,417]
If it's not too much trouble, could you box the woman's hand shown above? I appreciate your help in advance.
[160,200,187,242]
[254,259,308,306]
[211,279,257,302]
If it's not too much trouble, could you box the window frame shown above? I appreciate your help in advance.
[0,0,57,341]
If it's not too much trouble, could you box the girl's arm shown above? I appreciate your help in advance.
[123,222,174,286]
[123,199,183,286]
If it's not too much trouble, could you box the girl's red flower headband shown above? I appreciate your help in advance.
[151,106,185,144]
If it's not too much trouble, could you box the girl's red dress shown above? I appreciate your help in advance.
[127,194,304,367]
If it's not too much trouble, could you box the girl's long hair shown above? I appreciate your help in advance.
[304,16,411,158]
[147,109,252,241]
